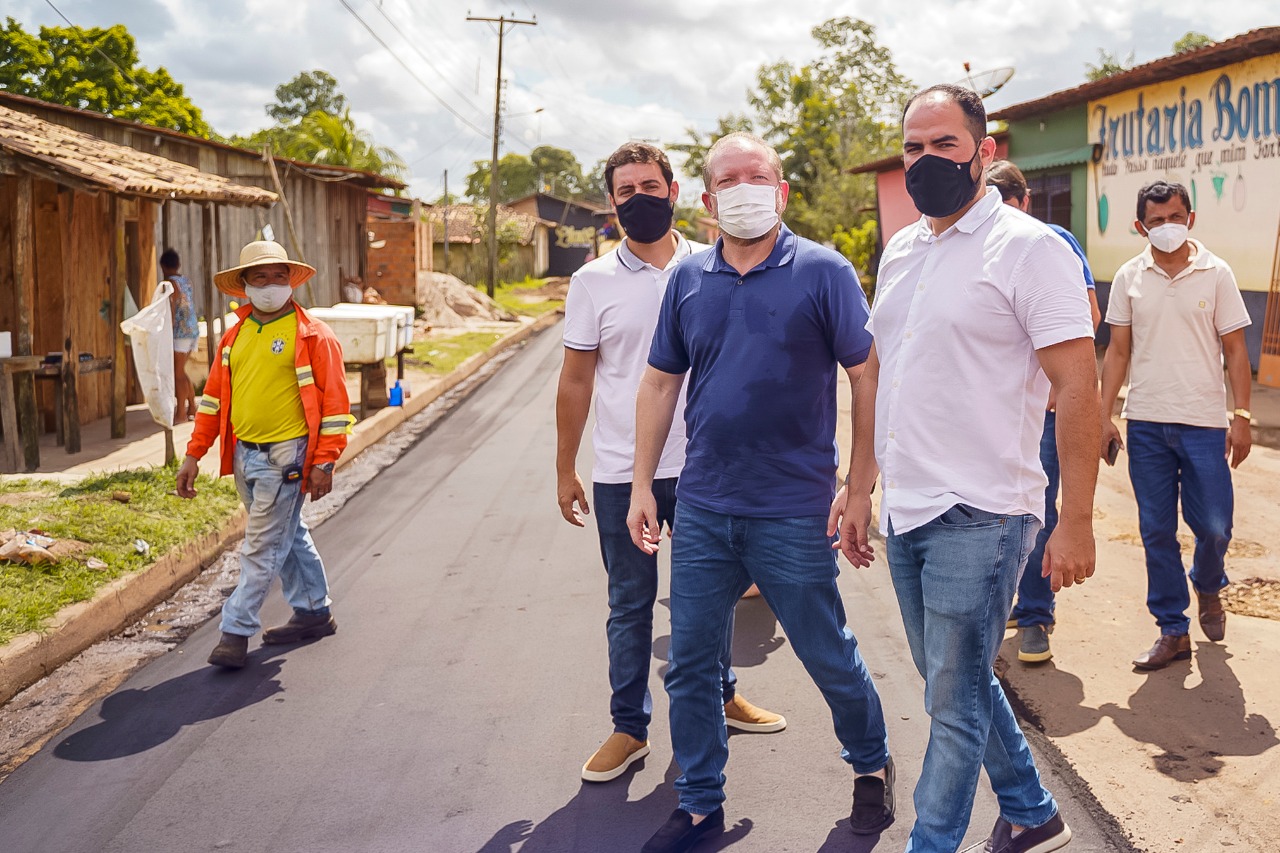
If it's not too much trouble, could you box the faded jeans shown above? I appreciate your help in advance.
[220,436,331,637]
[887,506,1057,852]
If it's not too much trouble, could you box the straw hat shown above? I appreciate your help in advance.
[213,240,316,298]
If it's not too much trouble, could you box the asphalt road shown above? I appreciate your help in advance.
[0,323,1128,853]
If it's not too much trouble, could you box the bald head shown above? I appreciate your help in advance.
[703,132,783,190]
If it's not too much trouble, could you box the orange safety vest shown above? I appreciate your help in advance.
[186,301,355,489]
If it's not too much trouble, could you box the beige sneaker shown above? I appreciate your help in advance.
[581,732,650,782]
[724,694,787,733]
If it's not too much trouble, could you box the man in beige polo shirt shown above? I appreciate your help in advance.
[1099,179,1252,671]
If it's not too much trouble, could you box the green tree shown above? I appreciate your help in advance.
[1084,48,1135,81]
[275,108,407,183]
[465,145,589,203]
[1173,32,1214,54]
[0,17,210,136]
[267,70,347,124]
[669,114,754,187]
[530,145,586,197]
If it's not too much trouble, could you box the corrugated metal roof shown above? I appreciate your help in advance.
[1013,144,1100,173]
[990,27,1280,122]
[0,104,277,205]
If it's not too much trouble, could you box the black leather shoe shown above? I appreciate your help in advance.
[1132,634,1191,670]
[976,812,1072,852]
[262,612,337,645]
[849,755,895,835]
[641,807,724,853]
[208,632,248,669]
[1196,590,1226,641]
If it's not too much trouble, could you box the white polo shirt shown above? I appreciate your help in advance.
[1105,239,1250,429]
[870,188,1094,535]
[563,233,708,484]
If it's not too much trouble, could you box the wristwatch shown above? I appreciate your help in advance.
[1232,408,1252,421]
[315,462,335,474]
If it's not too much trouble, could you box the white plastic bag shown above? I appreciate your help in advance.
[120,281,175,428]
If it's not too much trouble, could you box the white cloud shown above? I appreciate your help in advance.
[6,0,1277,199]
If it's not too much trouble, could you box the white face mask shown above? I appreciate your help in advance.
[1145,222,1189,253]
[714,183,780,239]
[244,283,293,313]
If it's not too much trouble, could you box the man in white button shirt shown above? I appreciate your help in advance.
[1099,180,1252,671]
[556,142,784,787]
[839,84,1100,853]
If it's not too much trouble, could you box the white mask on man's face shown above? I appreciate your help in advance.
[1145,222,1189,253]
[244,283,293,313]
[714,183,780,239]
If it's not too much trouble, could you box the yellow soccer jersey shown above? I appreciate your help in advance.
[229,310,309,443]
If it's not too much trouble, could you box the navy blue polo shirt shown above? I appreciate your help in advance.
[648,225,873,517]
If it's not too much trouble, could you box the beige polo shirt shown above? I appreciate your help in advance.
[1106,239,1251,428]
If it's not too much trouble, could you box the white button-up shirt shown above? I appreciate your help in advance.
[869,188,1094,535]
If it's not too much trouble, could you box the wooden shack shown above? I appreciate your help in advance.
[0,104,275,471]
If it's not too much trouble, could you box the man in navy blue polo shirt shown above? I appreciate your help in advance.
[628,132,893,853]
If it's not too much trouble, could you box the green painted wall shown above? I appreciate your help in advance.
[1005,106,1091,244]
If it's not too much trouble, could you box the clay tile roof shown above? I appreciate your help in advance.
[0,104,277,206]
[425,203,554,245]
[990,27,1280,122]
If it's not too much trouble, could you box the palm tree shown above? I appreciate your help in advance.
[279,108,407,183]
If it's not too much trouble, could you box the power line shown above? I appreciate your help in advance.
[43,0,151,96]
[337,0,492,141]
[370,1,487,123]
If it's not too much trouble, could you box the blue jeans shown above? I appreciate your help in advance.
[1126,420,1233,636]
[1011,411,1058,628]
[221,437,332,636]
[887,506,1057,852]
[592,480,736,743]
[666,502,889,815]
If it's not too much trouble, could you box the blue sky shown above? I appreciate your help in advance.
[6,0,1276,200]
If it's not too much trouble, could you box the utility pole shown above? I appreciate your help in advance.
[442,168,450,274]
[468,12,536,298]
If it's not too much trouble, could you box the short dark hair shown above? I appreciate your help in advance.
[986,160,1028,204]
[603,142,673,196]
[1136,180,1192,221]
[903,84,987,142]
[160,248,180,269]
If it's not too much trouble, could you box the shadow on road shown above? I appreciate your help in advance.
[52,645,294,762]
[474,759,755,852]
[652,597,787,676]
[1100,642,1278,781]
[816,818,889,852]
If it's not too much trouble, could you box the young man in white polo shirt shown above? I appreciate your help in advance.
[840,84,1099,853]
[555,142,784,785]
[1100,180,1252,671]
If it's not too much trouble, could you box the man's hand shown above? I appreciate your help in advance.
[1100,418,1123,465]
[1228,416,1252,469]
[1042,517,1096,592]
[627,490,662,555]
[557,470,590,526]
[833,487,876,569]
[307,466,333,501]
[175,456,200,498]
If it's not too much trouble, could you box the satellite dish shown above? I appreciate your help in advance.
[956,63,1015,98]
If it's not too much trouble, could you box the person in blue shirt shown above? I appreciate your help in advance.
[985,161,1101,665]
[627,132,893,853]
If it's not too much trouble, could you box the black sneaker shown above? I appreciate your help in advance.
[979,813,1072,853]
[641,808,725,853]
[849,755,895,835]
[1018,625,1052,663]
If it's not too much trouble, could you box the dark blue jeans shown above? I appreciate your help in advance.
[1011,411,1058,628]
[592,480,735,743]
[1126,421,1233,636]
[666,502,888,815]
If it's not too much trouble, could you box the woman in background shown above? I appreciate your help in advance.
[161,248,199,422]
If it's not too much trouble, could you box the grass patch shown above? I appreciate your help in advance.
[489,277,564,318]
[0,468,241,644]
[395,331,508,375]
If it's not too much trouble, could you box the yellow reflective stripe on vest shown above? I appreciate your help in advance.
[319,413,355,436]
[220,346,231,366]
[295,365,315,387]
[197,393,220,415]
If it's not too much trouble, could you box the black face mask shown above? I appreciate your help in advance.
[615,192,674,244]
[904,148,982,218]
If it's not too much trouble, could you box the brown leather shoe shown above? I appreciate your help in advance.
[1132,634,1191,670]
[208,632,249,669]
[262,612,337,645]
[1197,590,1226,641]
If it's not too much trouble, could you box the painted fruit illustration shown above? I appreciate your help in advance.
[1233,172,1246,211]
[1190,179,1197,211]
[1098,193,1109,234]
[1212,172,1227,201]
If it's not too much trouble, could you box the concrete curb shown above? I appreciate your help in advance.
[0,313,560,706]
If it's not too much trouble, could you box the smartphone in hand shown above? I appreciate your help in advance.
[1105,438,1121,466]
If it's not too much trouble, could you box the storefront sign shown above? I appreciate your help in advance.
[1087,54,1280,290]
